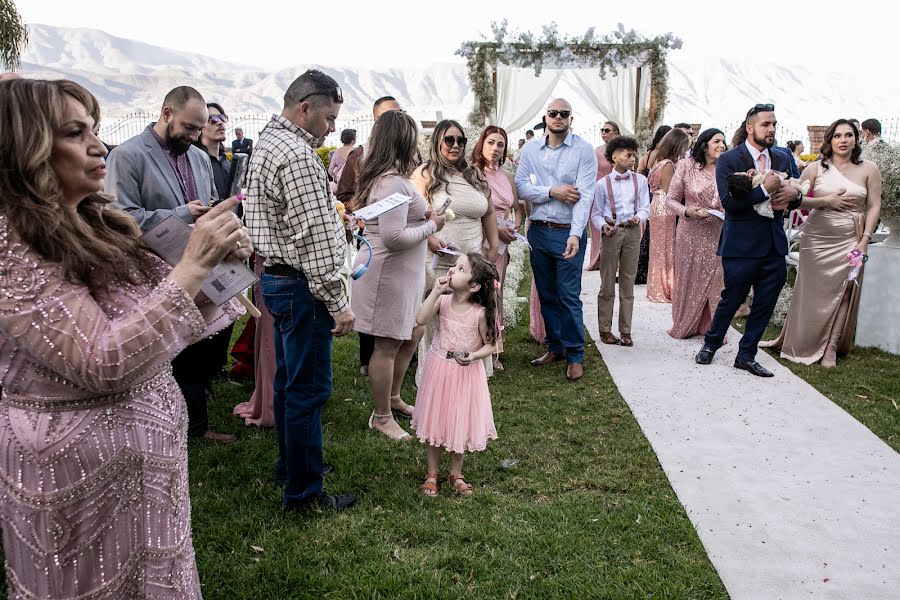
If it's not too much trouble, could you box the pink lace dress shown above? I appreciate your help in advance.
[0,215,242,599]
[646,159,677,303]
[411,296,497,453]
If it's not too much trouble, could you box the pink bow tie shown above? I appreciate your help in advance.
[615,173,631,181]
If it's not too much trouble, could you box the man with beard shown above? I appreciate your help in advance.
[694,104,803,377]
[515,98,598,381]
[107,86,237,442]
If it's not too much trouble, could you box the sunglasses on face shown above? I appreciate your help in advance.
[547,110,572,119]
[746,103,775,117]
[443,135,467,148]
[298,85,344,105]
[601,128,614,133]
[208,114,229,125]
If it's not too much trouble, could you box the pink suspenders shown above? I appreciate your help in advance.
[603,173,639,222]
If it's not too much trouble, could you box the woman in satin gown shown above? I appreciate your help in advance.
[646,129,691,303]
[762,119,882,367]
[667,129,727,339]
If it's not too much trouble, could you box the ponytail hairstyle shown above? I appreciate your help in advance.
[465,252,501,344]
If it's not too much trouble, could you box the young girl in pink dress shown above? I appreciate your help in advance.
[412,252,500,497]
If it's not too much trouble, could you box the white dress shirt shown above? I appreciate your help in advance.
[590,169,651,230]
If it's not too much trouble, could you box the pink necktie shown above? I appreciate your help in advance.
[757,153,767,172]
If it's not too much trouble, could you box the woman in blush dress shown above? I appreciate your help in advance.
[646,129,691,302]
[327,128,356,193]
[586,120,620,271]
[0,79,249,599]
[413,120,500,382]
[472,126,520,370]
[351,111,445,440]
[232,254,275,427]
[667,128,728,339]
[762,120,881,367]
[638,125,673,176]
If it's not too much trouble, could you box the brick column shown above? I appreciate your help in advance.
[807,125,829,152]
[690,123,702,139]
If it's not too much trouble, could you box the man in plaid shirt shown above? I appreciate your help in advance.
[245,69,357,512]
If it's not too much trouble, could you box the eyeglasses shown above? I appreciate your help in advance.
[298,85,344,105]
[746,103,775,117]
[208,114,229,125]
[547,110,572,119]
[600,128,614,133]
[443,135,467,147]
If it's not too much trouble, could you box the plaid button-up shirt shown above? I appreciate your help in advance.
[245,115,348,317]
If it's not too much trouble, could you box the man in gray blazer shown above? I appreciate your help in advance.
[106,86,236,444]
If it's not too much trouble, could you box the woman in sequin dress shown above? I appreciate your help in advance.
[412,120,499,383]
[472,126,520,370]
[0,79,248,599]
[646,129,691,302]
[666,128,727,339]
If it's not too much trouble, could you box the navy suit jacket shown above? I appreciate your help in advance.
[232,138,253,155]
[716,143,800,258]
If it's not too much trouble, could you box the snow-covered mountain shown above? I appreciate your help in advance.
[18,24,896,146]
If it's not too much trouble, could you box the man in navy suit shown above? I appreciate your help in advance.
[231,127,253,156]
[695,104,803,377]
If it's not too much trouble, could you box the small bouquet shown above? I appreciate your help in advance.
[847,248,867,282]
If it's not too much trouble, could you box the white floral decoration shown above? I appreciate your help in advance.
[862,140,900,218]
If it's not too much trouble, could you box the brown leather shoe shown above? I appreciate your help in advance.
[566,362,584,380]
[598,332,620,345]
[202,430,237,444]
[620,334,633,347]
[531,351,565,366]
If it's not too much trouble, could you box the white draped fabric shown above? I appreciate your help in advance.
[491,64,651,135]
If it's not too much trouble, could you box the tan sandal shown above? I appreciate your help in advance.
[448,474,473,496]
[368,411,412,441]
[421,473,439,497]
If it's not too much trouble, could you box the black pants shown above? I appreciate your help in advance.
[359,332,374,369]
[635,221,650,285]
[172,328,231,437]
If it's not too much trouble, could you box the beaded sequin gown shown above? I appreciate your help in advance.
[646,159,678,302]
[665,159,725,339]
[0,215,242,599]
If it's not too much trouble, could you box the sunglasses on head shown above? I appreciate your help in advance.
[746,103,775,117]
[547,110,572,119]
[298,85,344,105]
[443,135,467,147]
[208,114,229,125]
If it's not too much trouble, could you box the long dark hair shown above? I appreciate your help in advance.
[355,110,420,207]
[692,128,726,168]
[465,252,501,344]
[471,125,509,169]
[0,78,147,290]
[421,119,490,201]
[819,119,862,171]
[648,125,672,152]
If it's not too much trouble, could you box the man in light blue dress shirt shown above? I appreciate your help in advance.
[515,98,598,381]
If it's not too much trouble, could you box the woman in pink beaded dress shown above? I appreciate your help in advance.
[472,126,520,370]
[666,129,727,339]
[0,79,248,599]
[412,253,498,497]
[646,129,691,302]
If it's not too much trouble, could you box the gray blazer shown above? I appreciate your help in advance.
[107,127,218,231]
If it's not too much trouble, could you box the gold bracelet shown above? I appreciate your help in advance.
[862,232,873,240]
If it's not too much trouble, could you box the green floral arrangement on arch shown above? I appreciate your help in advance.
[862,140,900,218]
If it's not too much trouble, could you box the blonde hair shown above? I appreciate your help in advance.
[421,119,490,201]
[0,79,147,289]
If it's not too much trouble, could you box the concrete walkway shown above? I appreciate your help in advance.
[580,265,900,599]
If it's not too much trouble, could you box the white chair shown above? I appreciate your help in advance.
[785,209,806,276]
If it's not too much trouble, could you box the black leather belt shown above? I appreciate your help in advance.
[530,220,570,229]
[264,264,305,278]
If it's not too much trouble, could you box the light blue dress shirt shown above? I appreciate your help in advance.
[515,131,599,238]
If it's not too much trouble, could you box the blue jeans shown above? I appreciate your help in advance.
[261,273,334,507]
[528,225,587,363]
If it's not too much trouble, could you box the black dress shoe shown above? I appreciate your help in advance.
[695,346,716,365]
[734,358,774,377]
[285,492,358,513]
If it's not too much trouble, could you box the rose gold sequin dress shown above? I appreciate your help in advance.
[646,159,678,303]
[0,215,242,599]
[665,159,725,339]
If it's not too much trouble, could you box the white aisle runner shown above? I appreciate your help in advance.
[580,263,900,599]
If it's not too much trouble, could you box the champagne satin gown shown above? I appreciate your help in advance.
[762,164,869,363]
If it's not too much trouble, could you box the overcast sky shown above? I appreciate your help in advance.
[17,0,894,72]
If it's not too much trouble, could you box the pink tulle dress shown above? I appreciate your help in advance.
[412,295,497,453]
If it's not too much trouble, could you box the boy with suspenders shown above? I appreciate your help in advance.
[589,136,650,347]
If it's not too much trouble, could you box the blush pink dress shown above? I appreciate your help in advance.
[233,254,275,427]
[586,145,615,269]
[0,215,242,599]
[483,166,516,355]
[646,159,678,303]
[411,296,497,453]
[665,159,725,339]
